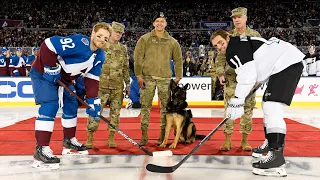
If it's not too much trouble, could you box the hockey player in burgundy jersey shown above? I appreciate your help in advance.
[0,47,11,76]
[10,48,27,76]
[30,22,111,169]
[211,30,304,177]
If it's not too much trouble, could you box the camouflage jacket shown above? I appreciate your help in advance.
[215,27,261,82]
[134,29,183,78]
[100,41,130,90]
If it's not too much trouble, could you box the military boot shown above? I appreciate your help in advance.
[220,134,232,151]
[108,131,117,148]
[156,128,165,145]
[240,134,252,151]
[85,132,94,149]
[139,130,148,146]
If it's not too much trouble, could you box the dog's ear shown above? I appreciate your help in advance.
[170,79,177,90]
[183,83,190,90]
[187,109,193,118]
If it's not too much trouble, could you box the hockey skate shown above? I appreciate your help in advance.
[252,149,287,177]
[62,137,89,155]
[32,145,60,169]
[252,139,270,158]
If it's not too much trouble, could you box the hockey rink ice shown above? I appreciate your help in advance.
[0,106,319,180]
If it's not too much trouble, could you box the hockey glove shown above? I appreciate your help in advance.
[43,64,61,84]
[86,97,101,118]
[226,97,245,120]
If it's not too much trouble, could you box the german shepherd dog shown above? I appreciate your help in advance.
[159,80,206,149]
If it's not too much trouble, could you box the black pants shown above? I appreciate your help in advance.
[263,61,304,106]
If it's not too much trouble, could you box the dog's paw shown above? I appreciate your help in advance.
[169,143,177,149]
[159,143,167,148]
[179,137,185,143]
[185,140,191,144]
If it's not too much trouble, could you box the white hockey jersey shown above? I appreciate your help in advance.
[226,36,305,99]
[303,53,320,76]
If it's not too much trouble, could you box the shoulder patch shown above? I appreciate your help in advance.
[81,38,89,46]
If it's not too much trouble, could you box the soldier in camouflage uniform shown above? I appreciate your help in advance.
[134,12,183,146]
[86,22,130,148]
[201,51,217,99]
[215,7,261,151]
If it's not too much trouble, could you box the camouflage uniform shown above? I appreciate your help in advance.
[202,51,217,99]
[134,13,183,146]
[215,7,261,151]
[86,22,130,148]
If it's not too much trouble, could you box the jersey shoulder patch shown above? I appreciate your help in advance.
[81,37,89,46]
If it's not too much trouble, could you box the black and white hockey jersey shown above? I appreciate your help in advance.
[302,53,320,76]
[226,36,305,99]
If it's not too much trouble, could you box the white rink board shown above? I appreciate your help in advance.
[0,77,319,105]
[255,77,320,102]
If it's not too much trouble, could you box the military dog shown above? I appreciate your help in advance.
[159,80,205,149]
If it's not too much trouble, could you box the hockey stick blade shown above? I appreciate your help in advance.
[57,80,171,157]
[146,164,175,173]
[146,117,228,173]
[146,83,262,173]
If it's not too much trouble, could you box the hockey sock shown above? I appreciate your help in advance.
[266,133,285,149]
[35,131,52,146]
[63,127,76,138]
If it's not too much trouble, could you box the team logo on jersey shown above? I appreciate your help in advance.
[81,38,89,46]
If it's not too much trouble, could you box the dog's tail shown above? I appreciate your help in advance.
[195,134,206,140]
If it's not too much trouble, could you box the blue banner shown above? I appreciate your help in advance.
[200,21,232,30]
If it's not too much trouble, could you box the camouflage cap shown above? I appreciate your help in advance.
[230,7,247,17]
[208,51,214,56]
[112,21,125,33]
[153,12,166,22]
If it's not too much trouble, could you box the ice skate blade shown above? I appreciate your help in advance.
[252,167,287,177]
[32,160,59,170]
[62,148,89,156]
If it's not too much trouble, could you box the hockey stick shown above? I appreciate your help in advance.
[146,83,262,173]
[57,80,172,157]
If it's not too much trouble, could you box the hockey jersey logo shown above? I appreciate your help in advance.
[81,38,89,46]
[58,53,96,76]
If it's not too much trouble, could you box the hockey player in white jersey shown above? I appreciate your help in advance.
[211,30,304,177]
[30,22,111,169]
[302,45,320,76]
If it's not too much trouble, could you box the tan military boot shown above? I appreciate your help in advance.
[86,132,94,149]
[220,134,232,151]
[240,134,252,151]
[108,131,117,148]
[156,128,165,145]
[139,130,148,146]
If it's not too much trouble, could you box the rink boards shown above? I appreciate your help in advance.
[0,77,319,107]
